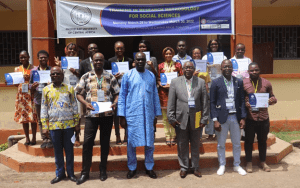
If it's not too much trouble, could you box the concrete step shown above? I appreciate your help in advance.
[0,136,292,173]
[17,128,276,157]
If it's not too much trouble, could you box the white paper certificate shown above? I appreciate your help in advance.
[112,61,129,75]
[249,93,269,108]
[209,52,224,65]
[194,59,207,72]
[61,56,79,69]
[5,72,24,85]
[32,70,51,83]
[91,102,112,114]
[161,72,178,85]
[236,59,249,71]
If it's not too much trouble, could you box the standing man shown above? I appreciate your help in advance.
[108,41,133,144]
[118,52,161,179]
[75,52,119,184]
[210,59,247,176]
[172,39,192,62]
[243,62,277,173]
[41,66,79,184]
[31,50,52,149]
[167,61,209,178]
[230,43,252,79]
[79,43,99,78]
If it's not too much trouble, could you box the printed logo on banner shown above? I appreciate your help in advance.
[70,5,92,26]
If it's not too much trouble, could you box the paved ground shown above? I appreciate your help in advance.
[0,147,299,188]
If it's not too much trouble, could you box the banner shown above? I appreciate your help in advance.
[56,0,234,38]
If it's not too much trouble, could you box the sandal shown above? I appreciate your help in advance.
[171,138,176,146]
[74,141,81,147]
[116,140,122,145]
[166,138,171,146]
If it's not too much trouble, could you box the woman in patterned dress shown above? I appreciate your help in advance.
[157,47,183,146]
[14,50,38,145]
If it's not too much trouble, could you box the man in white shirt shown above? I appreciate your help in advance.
[230,43,252,79]
[172,40,192,63]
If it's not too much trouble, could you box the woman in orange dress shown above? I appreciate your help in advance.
[14,50,38,145]
[157,47,183,146]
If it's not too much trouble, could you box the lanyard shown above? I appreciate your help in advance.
[97,76,104,89]
[251,80,258,93]
[117,57,125,62]
[22,64,30,75]
[91,62,94,70]
[178,55,187,60]
[164,61,174,72]
[224,78,233,96]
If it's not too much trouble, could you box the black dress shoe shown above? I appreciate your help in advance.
[50,174,66,184]
[69,176,77,182]
[180,170,187,178]
[100,170,107,181]
[76,174,89,185]
[145,170,157,179]
[127,170,137,179]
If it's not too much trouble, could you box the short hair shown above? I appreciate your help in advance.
[236,43,245,50]
[162,47,175,57]
[134,52,146,60]
[37,50,49,58]
[221,59,232,66]
[177,39,186,45]
[183,61,195,68]
[189,46,203,58]
[248,62,259,69]
[114,41,124,48]
[20,50,29,56]
[207,39,222,52]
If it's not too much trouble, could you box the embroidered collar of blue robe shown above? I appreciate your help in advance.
[118,68,162,147]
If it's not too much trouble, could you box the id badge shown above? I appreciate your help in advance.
[226,98,234,110]
[252,107,259,112]
[97,90,105,102]
[22,84,28,93]
[37,84,44,93]
[188,97,195,108]
[69,75,77,87]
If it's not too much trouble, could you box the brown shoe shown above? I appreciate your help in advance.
[246,162,252,173]
[194,170,202,178]
[180,170,187,178]
[260,162,271,172]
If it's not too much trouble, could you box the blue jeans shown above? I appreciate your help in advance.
[50,128,74,177]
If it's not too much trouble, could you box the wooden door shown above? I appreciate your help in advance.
[253,42,274,74]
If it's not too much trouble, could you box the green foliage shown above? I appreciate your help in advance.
[272,131,300,143]
[0,142,8,152]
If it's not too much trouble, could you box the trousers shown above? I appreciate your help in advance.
[244,118,270,162]
[81,116,113,175]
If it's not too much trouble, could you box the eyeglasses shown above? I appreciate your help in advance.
[184,66,195,70]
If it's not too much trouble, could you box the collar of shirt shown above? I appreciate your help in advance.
[223,75,233,83]
[176,53,189,60]
[38,65,50,70]
[89,57,92,63]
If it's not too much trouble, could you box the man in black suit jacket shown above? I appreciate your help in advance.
[210,59,247,176]
[79,43,99,78]
[107,41,132,144]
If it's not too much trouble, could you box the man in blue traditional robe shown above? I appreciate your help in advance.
[118,52,162,179]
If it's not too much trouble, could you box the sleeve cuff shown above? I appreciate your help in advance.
[213,118,218,122]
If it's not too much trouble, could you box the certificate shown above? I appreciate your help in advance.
[175,59,191,66]
[91,102,112,114]
[111,61,129,75]
[133,51,150,61]
[207,52,224,65]
[32,70,51,83]
[5,72,24,85]
[193,59,207,72]
[249,93,269,108]
[160,72,177,85]
[231,59,249,72]
[61,56,79,69]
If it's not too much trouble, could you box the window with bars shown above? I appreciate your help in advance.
[0,31,27,66]
[253,26,300,59]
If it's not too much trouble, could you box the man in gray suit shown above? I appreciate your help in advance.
[167,61,209,178]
